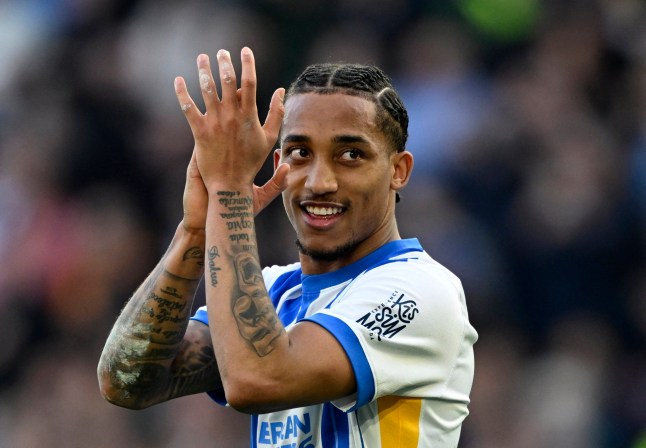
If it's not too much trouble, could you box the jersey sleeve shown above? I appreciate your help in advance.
[303,258,477,412]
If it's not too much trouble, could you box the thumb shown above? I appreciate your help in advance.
[253,163,290,215]
[270,162,290,191]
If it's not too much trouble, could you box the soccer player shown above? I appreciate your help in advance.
[98,47,477,447]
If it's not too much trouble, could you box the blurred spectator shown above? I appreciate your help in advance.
[394,17,491,180]
[0,0,644,446]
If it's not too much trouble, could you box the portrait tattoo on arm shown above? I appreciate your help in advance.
[231,253,283,356]
[215,190,285,357]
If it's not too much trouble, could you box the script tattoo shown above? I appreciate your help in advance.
[140,288,188,344]
[161,286,182,299]
[231,253,283,356]
[207,246,221,287]
[217,190,254,245]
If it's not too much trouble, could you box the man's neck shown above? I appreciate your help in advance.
[299,229,401,275]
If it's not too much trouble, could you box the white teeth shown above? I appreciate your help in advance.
[305,205,342,216]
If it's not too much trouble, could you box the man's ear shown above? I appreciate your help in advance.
[391,150,414,192]
[273,148,282,170]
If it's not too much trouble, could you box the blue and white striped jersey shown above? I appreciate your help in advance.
[191,238,478,447]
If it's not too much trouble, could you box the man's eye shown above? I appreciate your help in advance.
[340,149,362,161]
[287,148,308,160]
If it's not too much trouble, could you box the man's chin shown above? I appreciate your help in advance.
[295,239,359,262]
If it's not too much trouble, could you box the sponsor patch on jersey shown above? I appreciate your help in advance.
[356,290,419,341]
[257,412,314,447]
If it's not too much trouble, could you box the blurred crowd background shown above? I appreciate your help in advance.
[0,0,644,446]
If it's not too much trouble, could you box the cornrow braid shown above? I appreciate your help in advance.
[286,63,409,152]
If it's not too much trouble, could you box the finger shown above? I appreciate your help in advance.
[174,76,201,121]
[197,53,219,109]
[240,47,257,113]
[217,49,237,104]
[262,87,286,144]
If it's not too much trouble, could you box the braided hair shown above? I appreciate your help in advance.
[286,63,409,153]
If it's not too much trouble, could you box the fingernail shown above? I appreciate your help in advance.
[242,47,252,56]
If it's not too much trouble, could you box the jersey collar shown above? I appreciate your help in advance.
[301,238,423,293]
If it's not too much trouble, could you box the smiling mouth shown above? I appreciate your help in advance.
[303,205,345,217]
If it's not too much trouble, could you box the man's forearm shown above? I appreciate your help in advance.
[206,188,285,353]
[204,187,288,410]
[98,223,207,408]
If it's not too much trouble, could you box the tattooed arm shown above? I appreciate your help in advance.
[96,94,289,410]
[97,223,221,409]
[97,133,219,409]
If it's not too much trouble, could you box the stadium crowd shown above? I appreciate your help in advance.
[0,0,644,446]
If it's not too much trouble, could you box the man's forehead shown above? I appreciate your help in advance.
[282,92,378,131]
[284,92,376,116]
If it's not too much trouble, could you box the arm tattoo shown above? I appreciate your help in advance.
[215,190,284,357]
[208,245,221,287]
[217,190,254,244]
[183,246,205,265]
[100,254,220,406]
[231,253,283,357]
[160,286,182,299]
[168,336,218,398]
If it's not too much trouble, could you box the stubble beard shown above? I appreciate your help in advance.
[295,238,361,262]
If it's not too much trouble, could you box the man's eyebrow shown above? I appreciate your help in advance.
[282,134,311,144]
[281,134,370,144]
[332,135,370,144]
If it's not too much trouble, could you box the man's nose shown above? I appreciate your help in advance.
[304,159,338,195]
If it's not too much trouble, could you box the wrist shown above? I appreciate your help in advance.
[162,223,207,280]
[179,219,207,237]
[207,186,255,216]
[205,181,254,197]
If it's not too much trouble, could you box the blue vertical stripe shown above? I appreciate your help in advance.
[277,294,303,324]
[268,268,308,326]
[277,289,324,326]
[354,412,365,448]
[321,402,350,447]
[250,415,258,448]
[267,268,302,307]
